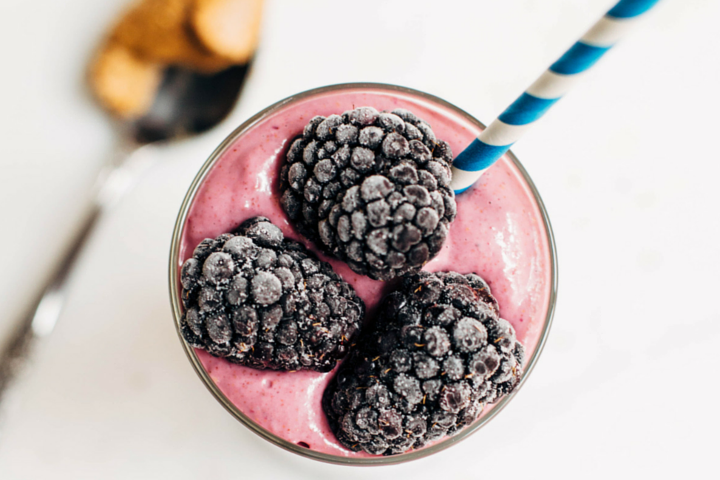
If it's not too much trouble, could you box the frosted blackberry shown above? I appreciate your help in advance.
[180,217,365,372]
[322,271,524,455]
[280,107,457,281]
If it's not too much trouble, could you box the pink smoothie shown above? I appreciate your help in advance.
[178,87,553,458]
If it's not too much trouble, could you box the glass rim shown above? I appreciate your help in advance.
[168,82,558,466]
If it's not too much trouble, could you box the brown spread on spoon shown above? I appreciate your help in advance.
[89,0,264,118]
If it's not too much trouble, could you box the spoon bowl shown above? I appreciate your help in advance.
[132,63,251,144]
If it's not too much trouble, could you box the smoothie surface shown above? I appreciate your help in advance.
[179,88,552,457]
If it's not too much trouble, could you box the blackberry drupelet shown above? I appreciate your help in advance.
[180,217,365,372]
[322,271,525,455]
[280,107,457,281]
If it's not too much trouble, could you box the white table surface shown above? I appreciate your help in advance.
[1,0,718,478]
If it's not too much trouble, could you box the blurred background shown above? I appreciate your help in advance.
[0,0,718,478]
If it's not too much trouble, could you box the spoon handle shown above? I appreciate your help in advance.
[0,143,155,409]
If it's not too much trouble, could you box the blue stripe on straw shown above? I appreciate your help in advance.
[550,41,611,75]
[453,138,511,172]
[607,0,660,19]
[454,184,473,194]
[498,93,559,126]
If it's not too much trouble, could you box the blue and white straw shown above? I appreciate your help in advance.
[451,0,661,194]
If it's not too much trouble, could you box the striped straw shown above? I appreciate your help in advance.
[451,0,661,194]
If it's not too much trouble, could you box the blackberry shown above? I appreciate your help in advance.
[280,107,457,281]
[180,217,365,372]
[322,271,524,455]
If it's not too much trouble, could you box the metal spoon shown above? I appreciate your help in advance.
[0,62,252,405]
